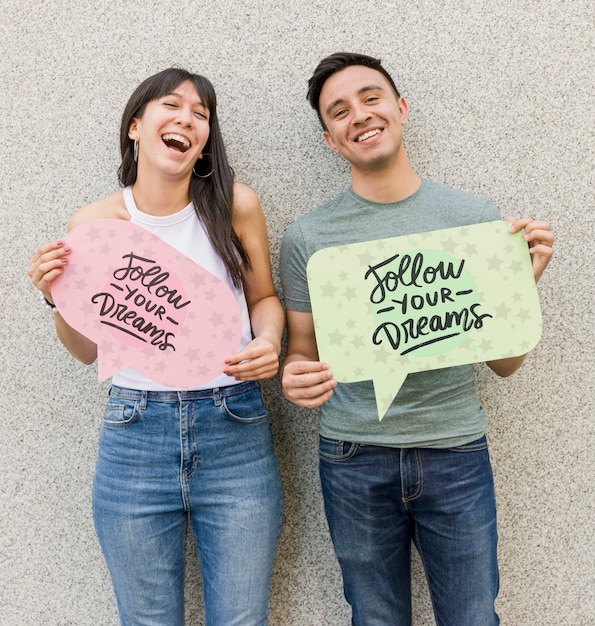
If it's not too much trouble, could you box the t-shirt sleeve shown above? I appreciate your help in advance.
[479,198,501,222]
[279,222,313,312]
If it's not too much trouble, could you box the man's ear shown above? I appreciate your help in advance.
[323,130,337,152]
[398,97,409,125]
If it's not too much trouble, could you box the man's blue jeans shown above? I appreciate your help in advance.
[92,382,284,626]
[319,435,499,626]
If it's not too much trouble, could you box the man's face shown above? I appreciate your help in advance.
[318,65,408,172]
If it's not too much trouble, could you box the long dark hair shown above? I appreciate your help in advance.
[118,68,249,289]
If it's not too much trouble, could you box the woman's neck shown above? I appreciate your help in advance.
[131,177,192,216]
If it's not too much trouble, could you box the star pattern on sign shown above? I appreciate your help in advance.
[508,258,525,274]
[197,364,210,377]
[320,281,336,298]
[338,271,349,281]
[206,350,215,360]
[358,250,377,267]
[191,273,206,288]
[460,335,475,351]
[504,243,516,255]
[351,334,366,348]
[440,237,458,255]
[177,324,191,339]
[185,348,202,362]
[346,318,356,329]
[153,360,168,374]
[85,225,102,242]
[106,353,127,373]
[328,329,345,346]
[375,349,390,364]
[464,242,478,256]
[209,311,223,327]
[519,339,533,351]
[479,338,493,352]
[75,278,87,291]
[99,242,113,256]
[517,308,532,322]
[204,289,216,302]
[485,254,502,271]
[494,302,512,319]
[354,367,364,377]
[222,328,236,341]
[128,229,146,245]
[79,299,95,317]
[343,286,357,301]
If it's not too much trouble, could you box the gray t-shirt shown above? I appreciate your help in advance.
[280,179,501,448]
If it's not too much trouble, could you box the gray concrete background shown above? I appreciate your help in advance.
[1,0,593,624]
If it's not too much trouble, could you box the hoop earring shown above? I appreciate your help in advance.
[192,153,214,178]
[133,139,139,163]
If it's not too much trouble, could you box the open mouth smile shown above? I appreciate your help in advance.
[162,133,191,152]
[355,129,382,142]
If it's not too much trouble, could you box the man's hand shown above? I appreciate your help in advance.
[282,360,337,408]
[506,217,554,282]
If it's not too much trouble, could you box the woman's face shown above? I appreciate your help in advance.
[128,80,211,180]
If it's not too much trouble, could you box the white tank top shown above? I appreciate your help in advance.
[111,186,253,391]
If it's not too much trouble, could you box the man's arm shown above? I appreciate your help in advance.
[487,217,554,377]
[281,309,337,408]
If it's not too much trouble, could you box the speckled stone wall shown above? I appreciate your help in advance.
[1,1,592,624]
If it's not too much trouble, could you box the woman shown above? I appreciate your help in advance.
[28,68,284,626]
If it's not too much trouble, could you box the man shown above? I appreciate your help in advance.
[279,52,554,626]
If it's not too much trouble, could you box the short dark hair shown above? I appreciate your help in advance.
[307,52,401,130]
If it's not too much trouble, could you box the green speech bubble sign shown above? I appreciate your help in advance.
[307,220,542,420]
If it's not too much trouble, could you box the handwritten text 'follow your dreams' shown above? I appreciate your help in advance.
[91,253,190,352]
[365,252,493,355]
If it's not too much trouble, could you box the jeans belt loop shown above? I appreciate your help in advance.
[213,387,222,406]
[139,390,147,410]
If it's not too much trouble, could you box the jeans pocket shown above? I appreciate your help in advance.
[102,401,140,428]
[222,387,268,424]
[319,435,360,462]
[448,434,488,453]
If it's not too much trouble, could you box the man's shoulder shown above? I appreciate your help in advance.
[282,189,353,244]
[290,190,352,225]
[422,179,491,204]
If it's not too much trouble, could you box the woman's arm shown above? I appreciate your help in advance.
[27,193,129,365]
[223,183,284,381]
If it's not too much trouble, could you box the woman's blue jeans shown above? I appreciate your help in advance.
[319,435,499,626]
[92,382,284,626]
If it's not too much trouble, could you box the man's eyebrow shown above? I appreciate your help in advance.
[325,84,386,117]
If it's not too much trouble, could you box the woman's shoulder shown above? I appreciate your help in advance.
[67,191,130,231]
[233,181,260,208]
[231,182,266,241]
[232,182,263,220]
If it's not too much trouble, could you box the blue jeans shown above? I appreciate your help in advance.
[319,435,499,626]
[92,382,283,626]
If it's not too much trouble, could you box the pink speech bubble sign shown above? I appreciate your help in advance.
[51,219,242,387]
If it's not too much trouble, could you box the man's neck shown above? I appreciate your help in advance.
[351,156,421,204]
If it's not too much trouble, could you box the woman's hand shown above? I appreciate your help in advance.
[27,240,71,303]
[223,336,280,381]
